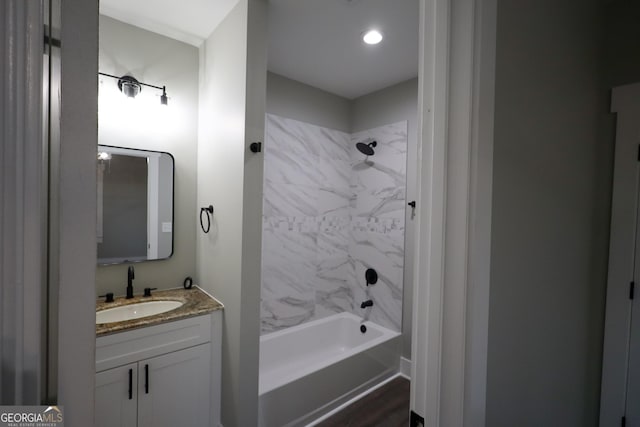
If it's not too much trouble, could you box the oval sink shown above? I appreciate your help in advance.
[96,300,183,324]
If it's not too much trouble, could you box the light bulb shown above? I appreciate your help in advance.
[362,30,383,45]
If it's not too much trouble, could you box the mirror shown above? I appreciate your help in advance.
[97,145,174,265]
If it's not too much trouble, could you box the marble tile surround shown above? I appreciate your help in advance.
[261,114,407,334]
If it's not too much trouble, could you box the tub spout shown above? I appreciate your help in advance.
[360,300,373,309]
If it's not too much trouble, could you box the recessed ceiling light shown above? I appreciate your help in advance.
[362,29,383,45]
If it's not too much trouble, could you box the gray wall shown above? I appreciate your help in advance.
[487,0,610,425]
[58,0,98,423]
[352,78,418,359]
[266,71,351,132]
[196,0,267,424]
[96,16,198,296]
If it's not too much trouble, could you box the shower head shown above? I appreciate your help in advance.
[356,140,377,156]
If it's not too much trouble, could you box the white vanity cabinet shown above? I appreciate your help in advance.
[95,312,221,427]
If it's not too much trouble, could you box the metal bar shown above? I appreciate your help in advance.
[98,71,165,91]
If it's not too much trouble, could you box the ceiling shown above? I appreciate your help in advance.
[100,0,239,46]
[268,0,419,99]
[100,0,419,100]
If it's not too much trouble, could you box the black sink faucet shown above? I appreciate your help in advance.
[360,300,373,309]
[126,265,135,299]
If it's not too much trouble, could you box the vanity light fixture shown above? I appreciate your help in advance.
[117,75,141,98]
[99,72,170,106]
[362,29,383,45]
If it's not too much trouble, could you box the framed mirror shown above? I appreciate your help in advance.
[97,145,174,265]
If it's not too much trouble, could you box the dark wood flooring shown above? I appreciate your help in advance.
[316,377,410,427]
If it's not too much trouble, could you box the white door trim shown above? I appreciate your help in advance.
[410,0,496,425]
[600,83,640,426]
[463,0,496,424]
[410,0,450,424]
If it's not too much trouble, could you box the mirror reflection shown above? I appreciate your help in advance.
[97,145,174,265]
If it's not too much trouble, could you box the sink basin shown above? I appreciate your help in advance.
[96,300,183,324]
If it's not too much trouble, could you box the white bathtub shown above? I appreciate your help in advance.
[259,312,401,427]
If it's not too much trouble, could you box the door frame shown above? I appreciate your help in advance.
[411,0,497,425]
[600,83,640,425]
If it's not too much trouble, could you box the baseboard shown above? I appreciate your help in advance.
[400,357,411,379]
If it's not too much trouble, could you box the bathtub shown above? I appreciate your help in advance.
[259,312,401,427]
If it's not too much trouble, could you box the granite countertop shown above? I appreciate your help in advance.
[96,286,223,336]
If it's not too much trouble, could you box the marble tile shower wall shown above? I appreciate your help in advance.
[261,114,407,334]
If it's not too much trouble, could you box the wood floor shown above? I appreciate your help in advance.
[316,377,410,427]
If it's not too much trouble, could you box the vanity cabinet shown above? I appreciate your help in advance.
[96,344,211,427]
[95,312,221,427]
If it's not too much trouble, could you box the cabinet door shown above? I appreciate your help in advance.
[95,363,138,427]
[137,344,211,427]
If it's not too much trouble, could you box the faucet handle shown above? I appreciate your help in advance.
[99,292,114,303]
[143,287,157,297]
